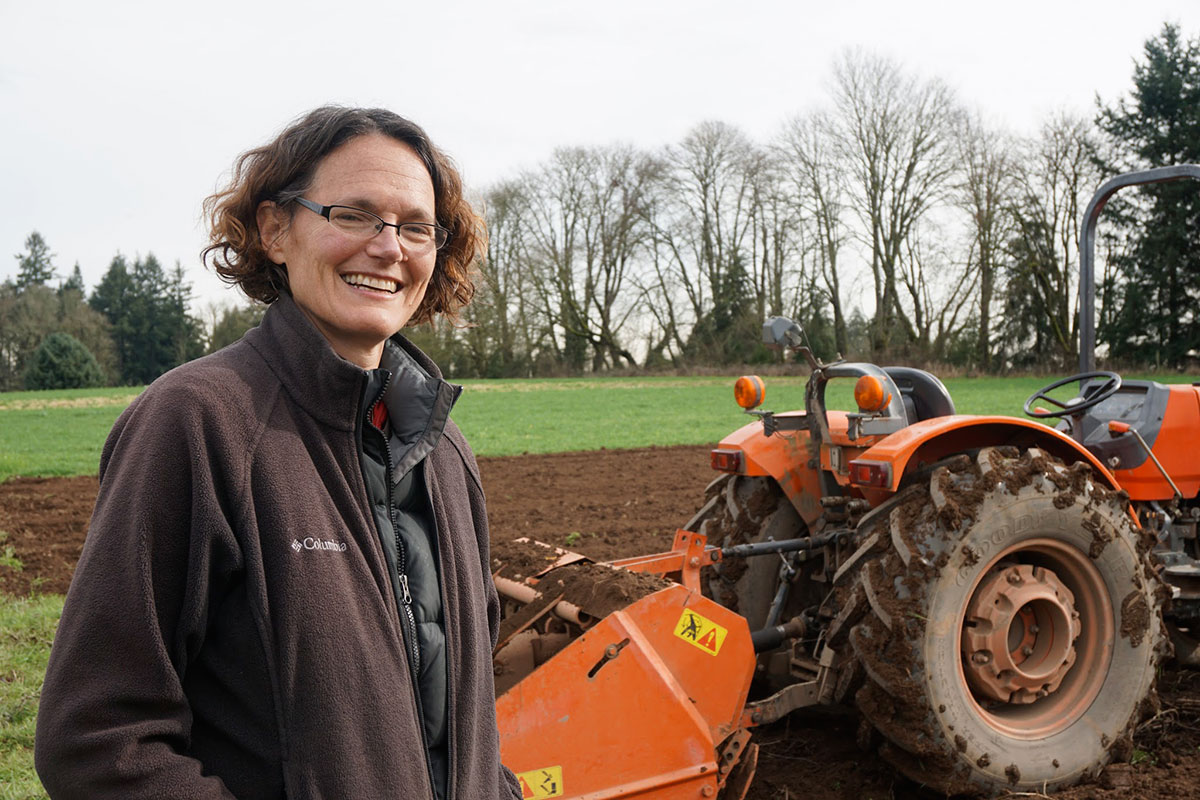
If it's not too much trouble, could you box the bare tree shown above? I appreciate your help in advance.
[577,145,657,369]
[519,145,653,372]
[898,225,973,359]
[646,121,761,362]
[637,187,690,366]
[955,112,1020,369]
[520,148,591,370]
[777,112,850,355]
[464,180,549,376]
[746,148,803,323]
[830,50,962,357]
[1001,112,1103,367]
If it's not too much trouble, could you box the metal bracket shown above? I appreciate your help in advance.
[739,680,821,727]
[607,529,721,592]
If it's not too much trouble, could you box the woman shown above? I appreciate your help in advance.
[35,107,521,800]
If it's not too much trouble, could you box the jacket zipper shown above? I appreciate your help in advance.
[364,375,438,798]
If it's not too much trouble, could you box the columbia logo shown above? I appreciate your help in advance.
[291,537,348,553]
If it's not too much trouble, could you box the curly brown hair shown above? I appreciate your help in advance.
[202,106,483,325]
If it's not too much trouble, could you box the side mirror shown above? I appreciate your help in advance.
[763,317,804,350]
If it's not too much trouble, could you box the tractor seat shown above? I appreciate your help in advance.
[884,367,957,424]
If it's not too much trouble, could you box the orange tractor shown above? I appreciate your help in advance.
[491,166,1200,797]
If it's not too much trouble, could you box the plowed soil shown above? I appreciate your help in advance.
[2,444,1197,799]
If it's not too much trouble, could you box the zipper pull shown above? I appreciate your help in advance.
[399,573,412,605]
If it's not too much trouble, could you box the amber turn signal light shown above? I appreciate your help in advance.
[853,375,891,413]
[734,375,766,410]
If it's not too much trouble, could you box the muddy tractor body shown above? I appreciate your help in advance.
[491,167,1198,798]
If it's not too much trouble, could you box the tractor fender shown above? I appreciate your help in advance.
[715,415,828,525]
[715,414,1119,525]
[855,415,1121,493]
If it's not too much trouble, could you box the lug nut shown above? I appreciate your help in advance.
[972,651,992,664]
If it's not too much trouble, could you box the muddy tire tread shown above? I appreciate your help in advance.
[845,449,1168,796]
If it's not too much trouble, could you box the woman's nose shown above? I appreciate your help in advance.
[366,228,406,260]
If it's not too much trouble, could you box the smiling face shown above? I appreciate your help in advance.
[257,133,437,368]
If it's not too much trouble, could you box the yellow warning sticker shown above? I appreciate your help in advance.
[517,765,564,799]
[674,608,728,656]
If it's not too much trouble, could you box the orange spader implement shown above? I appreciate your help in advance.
[496,534,759,800]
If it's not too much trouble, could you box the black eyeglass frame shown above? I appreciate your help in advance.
[292,197,451,250]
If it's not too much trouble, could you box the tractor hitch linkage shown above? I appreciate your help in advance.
[719,530,846,558]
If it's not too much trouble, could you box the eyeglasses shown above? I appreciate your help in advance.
[293,197,451,251]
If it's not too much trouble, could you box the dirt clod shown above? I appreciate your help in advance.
[537,561,670,618]
[1084,511,1111,559]
[1120,589,1151,648]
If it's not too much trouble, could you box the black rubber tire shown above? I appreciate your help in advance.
[846,447,1167,796]
[692,475,803,630]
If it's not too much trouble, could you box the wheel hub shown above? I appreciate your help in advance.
[961,563,1080,704]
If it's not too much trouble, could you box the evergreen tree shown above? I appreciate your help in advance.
[56,285,117,383]
[207,303,265,353]
[166,261,205,366]
[90,254,203,384]
[126,254,178,384]
[685,254,763,364]
[14,231,57,289]
[60,263,85,295]
[1097,23,1200,366]
[23,332,105,389]
[90,255,136,382]
[998,213,1061,368]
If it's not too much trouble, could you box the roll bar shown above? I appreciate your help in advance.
[1079,165,1200,372]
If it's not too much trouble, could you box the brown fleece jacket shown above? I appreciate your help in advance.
[35,295,522,800]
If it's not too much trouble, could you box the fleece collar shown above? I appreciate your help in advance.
[245,293,459,436]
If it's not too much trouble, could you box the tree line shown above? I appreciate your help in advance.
[2,24,1197,391]
[0,238,262,391]
[412,23,1200,377]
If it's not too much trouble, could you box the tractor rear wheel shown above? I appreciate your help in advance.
[848,447,1166,796]
[691,475,803,631]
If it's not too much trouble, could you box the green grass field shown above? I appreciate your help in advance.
[1,370,1197,796]
[11,372,1193,479]
[0,388,142,483]
[0,596,59,800]
[452,373,1134,455]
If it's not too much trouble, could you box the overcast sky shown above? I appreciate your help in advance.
[3,0,1198,311]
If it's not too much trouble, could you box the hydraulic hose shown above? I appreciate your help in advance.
[750,615,808,653]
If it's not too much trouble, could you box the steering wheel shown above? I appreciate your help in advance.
[1023,371,1122,419]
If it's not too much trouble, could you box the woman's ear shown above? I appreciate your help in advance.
[256,201,288,264]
